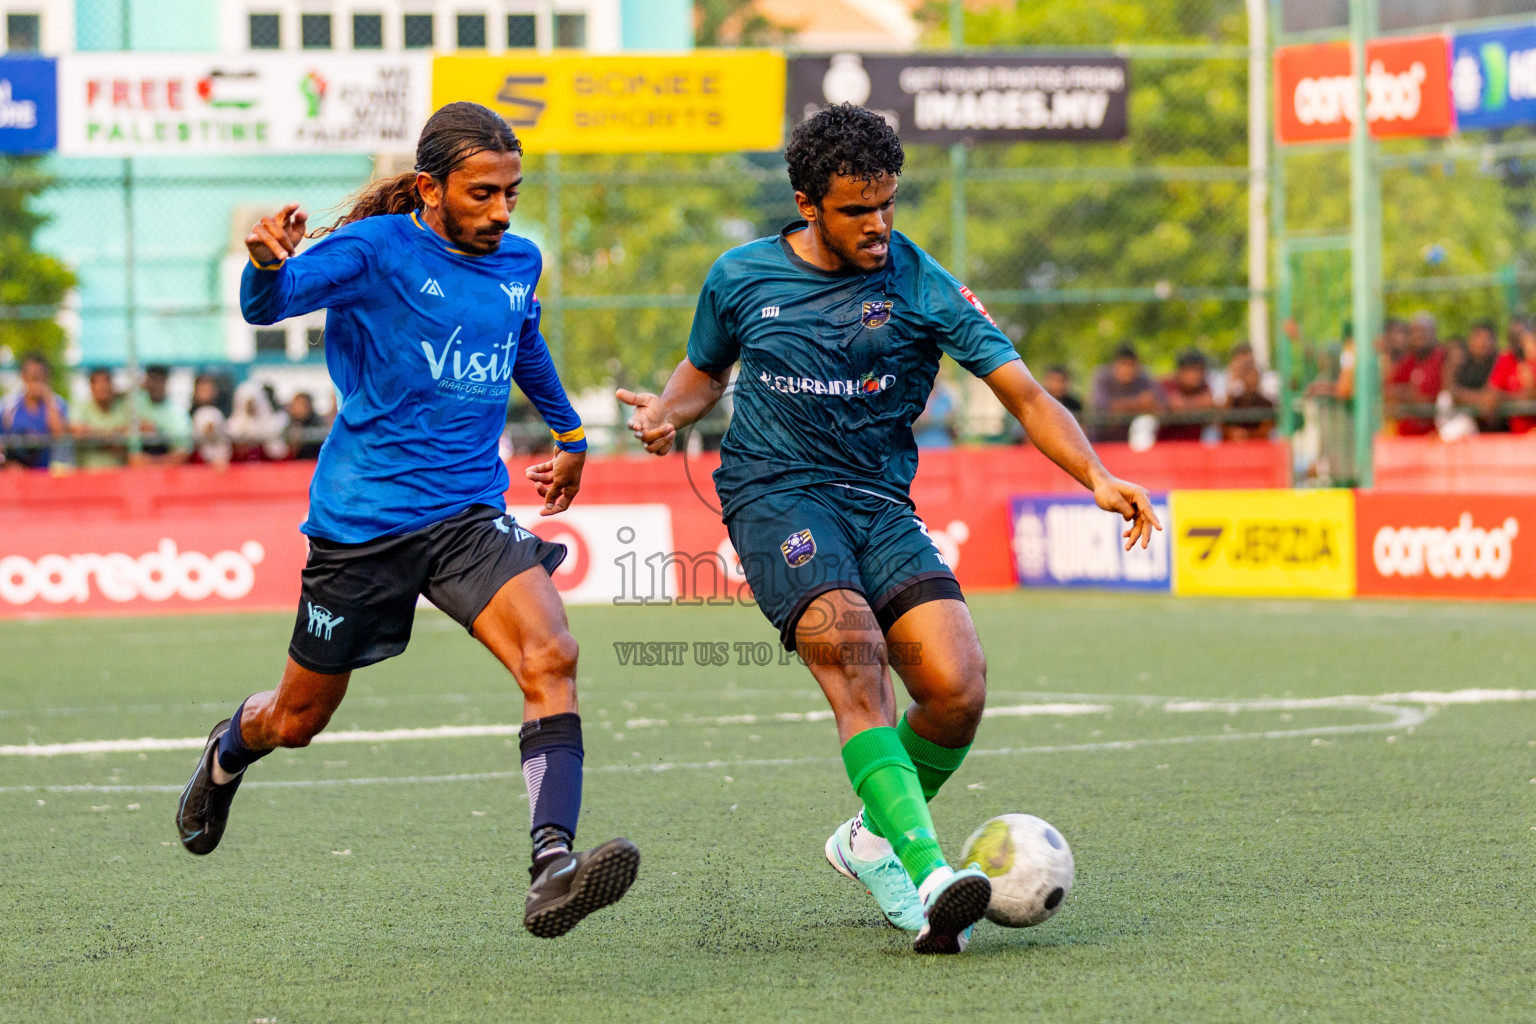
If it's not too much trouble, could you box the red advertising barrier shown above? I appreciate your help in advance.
[0,442,1290,618]
[1356,492,1536,599]
[1374,435,1536,493]
[1276,35,1452,145]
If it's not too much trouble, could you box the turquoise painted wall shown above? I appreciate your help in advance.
[621,0,693,50]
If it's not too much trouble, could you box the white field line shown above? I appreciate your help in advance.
[623,701,1112,730]
[3,686,1530,765]
[0,706,1433,796]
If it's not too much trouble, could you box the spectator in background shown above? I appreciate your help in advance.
[1490,323,1536,434]
[72,367,130,469]
[1299,320,1356,402]
[1090,343,1161,442]
[1223,356,1277,441]
[284,391,325,460]
[226,380,289,462]
[1,353,69,470]
[912,378,959,448]
[1158,349,1215,442]
[1041,365,1082,417]
[1384,312,1444,436]
[134,365,191,463]
[190,372,231,467]
[1448,320,1502,431]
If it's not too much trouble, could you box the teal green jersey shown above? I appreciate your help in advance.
[688,222,1022,517]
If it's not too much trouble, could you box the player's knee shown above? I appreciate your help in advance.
[923,646,987,727]
[520,630,579,695]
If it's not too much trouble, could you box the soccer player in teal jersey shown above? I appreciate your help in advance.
[618,105,1161,954]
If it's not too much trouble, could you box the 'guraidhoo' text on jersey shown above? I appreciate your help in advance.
[241,212,584,542]
[688,222,1021,517]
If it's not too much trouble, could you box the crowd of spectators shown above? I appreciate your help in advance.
[1082,342,1277,445]
[0,356,333,472]
[1302,312,1536,438]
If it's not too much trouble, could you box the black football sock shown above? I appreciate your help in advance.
[520,713,584,879]
[215,699,273,777]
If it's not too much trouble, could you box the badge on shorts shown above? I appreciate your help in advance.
[781,529,816,568]
[861,300,893,329]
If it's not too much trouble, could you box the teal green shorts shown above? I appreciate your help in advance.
[725,485,964,649]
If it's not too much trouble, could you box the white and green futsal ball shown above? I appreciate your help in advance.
[960,813,1075,927]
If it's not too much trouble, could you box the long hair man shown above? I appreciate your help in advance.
[176,102,638,938]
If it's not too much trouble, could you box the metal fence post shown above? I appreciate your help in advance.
[123,156,141,457]
[545,151,564,374]
[1348,0,1381,488]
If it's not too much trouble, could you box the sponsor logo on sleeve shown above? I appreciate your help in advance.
[958,284,997,326]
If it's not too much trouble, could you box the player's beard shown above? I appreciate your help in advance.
[443,205,506,255]
[816,218,888,274]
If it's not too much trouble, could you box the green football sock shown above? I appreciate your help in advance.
[841,727,947,885]
[897,712,972,801]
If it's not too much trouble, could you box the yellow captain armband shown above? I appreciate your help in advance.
[551,426,587,451]
[249,253,284,271]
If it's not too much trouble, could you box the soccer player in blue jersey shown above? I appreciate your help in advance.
[619,105,1161,954]
[175,103,638,938]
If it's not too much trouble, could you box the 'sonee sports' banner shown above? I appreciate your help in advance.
[57,53,431,155]
[1007,493,1170,591]
[1275,35,1452,144]
[1172,489,1356,598]
[1451,25,1536,131]
[1355,493,1536,599]
[788,52,1128,143]
[0,56,57,154]
[432,50,785,153]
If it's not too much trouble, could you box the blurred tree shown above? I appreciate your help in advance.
[0,158,75,373]
[694,0,790,45]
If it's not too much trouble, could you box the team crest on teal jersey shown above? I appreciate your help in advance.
[781,529,817,567]
[861,300,893,329]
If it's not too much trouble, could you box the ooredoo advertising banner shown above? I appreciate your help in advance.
[57,53,431,155]
[788,53,1129,143]
[1007,493,1171,591]
[1275,35,1453,144]
[1172,489,1356,598]
[1355,493,1536,599]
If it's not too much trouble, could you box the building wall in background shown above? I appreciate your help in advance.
[621,0,691,50]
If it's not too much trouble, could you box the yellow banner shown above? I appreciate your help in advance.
[1171,490,1357,598]
[431,51,785,154]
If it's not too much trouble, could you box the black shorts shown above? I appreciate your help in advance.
[288,504,567,674]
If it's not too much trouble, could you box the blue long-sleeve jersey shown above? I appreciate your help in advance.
[241,211,584,543]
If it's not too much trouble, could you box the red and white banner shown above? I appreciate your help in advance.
[1276,35,1453,144]
[1355,493,1536,599]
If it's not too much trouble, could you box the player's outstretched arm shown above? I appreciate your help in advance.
[616,358,731,456]
[983,360,1163,550]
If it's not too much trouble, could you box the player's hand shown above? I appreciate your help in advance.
[525,449,584,516]
[1092,475,1163,550]
[615,388,676,455]
[246,202,308,266]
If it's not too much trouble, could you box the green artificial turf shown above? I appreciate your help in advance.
[1,592,1533,1022]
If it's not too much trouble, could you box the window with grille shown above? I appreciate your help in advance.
[456,13,485,48]
[301,13,332,48]
[403,13,433,48]
[352,12,383,48]
[5,13,40,51]
[555,13,585,48]
[506,13,536,47]
[248,12,280,49]
[254,329,287,355]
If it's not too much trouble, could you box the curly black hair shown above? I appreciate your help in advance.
[785,104,904,207]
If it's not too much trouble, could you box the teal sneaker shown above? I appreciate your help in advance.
[824,815,925,931]
[912,866,991,954]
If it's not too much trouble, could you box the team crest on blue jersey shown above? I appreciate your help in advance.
[781,529,816,568]
[861,300,894,329]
